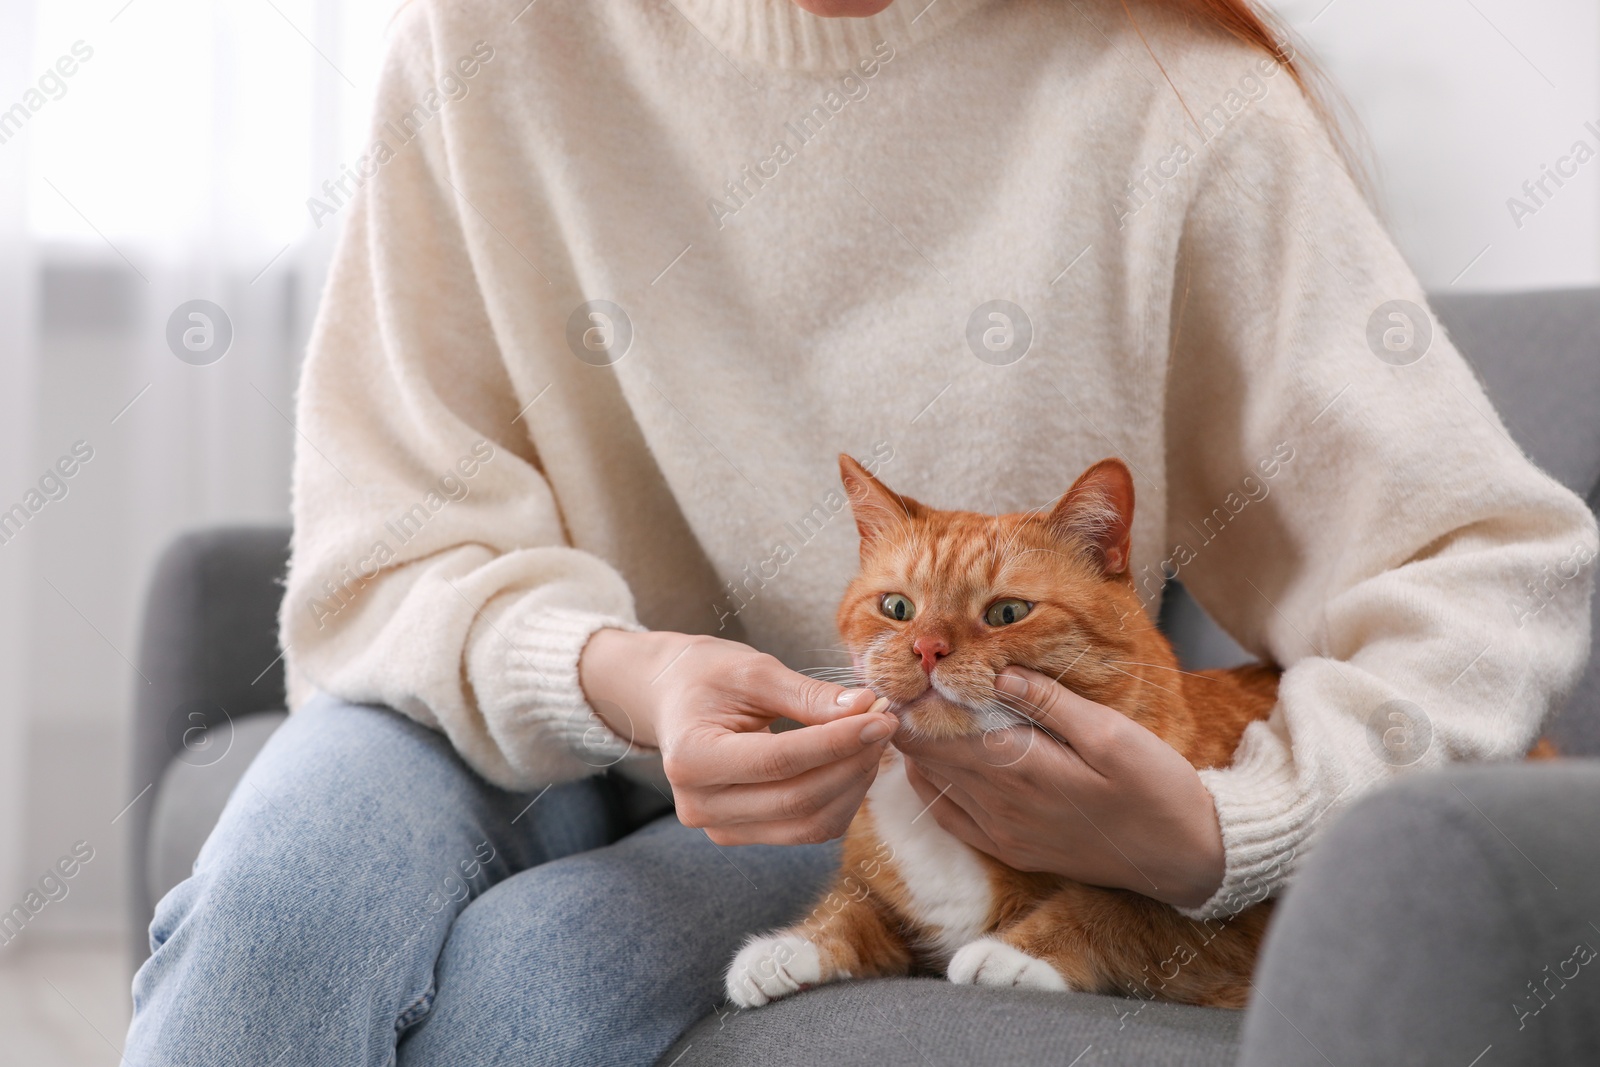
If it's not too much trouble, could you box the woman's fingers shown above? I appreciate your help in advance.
[995,666,1125,772]
[685,738,886,827]
[896,725,1044,773]
[760,659,879,727]
[903,757,989,833]
[903,755,968,814]
[778,680,881,726]
[898,725,1097,807]
[669,699,896,788]
[701,760,882,846]
[902,757,997,854]
[902,753,943,795]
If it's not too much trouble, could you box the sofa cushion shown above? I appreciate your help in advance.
[662,978,1242,1067]
[131,525,293,970]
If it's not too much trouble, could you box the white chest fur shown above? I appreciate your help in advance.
[867,752,996,963]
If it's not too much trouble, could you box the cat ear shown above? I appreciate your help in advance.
[1046,458,1135,576]
[839,453,923,550]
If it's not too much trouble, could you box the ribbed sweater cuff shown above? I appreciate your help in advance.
[1178,752,1313,921]
[472,601,653,771]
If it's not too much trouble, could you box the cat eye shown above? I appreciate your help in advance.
[984,599,1032,626]
[879,593,915,622]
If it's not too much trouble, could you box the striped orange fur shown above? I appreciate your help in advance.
[725,455,1558,1010]
[727,455,1278,1009]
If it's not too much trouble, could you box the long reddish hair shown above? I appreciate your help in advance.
[1124,0,1370,192]
[1159,0,1302,81]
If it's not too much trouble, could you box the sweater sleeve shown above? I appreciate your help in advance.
[1161,86,1598,919]
[279,8,656,791]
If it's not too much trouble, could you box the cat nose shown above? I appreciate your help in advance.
[912,636,950,674]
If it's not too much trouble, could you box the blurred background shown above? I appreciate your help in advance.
[0,0,1595,1060]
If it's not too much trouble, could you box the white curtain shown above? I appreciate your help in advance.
[0,0,397,938]
[1,0,41,911]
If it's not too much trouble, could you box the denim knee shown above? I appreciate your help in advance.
[127,696,617,1066]
[398,819,837,1066]
[399,841,712,1066]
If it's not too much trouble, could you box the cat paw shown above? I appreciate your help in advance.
[947,937,1070,992]
[725,934,827,1008]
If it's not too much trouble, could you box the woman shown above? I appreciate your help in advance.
[126,0,1596,1063]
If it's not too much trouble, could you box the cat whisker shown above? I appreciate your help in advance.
[970,684,1052,732]
[800,669,865,684]
[1110,659,1226,683]
[989,707,1049,733]
[1103,661,1180,698]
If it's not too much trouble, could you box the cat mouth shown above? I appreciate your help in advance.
[886,680,969,716]
[887,691,939,715]
[880,675,1031,739]
[882,684,1000,740]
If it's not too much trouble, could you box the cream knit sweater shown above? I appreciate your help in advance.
[282,0,1598,918]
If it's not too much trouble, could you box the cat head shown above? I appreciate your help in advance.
[835,454,1160,739]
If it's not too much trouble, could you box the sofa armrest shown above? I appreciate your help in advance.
[1238,761,1600,1066]
[129,525,292,969]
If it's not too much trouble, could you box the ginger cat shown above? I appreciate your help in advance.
[725,455,1281,1010]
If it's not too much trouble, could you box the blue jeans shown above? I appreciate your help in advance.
[125,694,836,1066]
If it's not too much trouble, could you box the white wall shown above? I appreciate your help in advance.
[1270,0,1600,290]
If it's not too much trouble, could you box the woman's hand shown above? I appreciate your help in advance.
[895,666,1226,910]
[579,628,897,847]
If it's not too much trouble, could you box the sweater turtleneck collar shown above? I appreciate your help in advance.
[672,0,998,70]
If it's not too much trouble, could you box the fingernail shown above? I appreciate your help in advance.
[859,717,893,744]
[836,689,867,707]
[867,696,891,716]
[995,672,1027,697]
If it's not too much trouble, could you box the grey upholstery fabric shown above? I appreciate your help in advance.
[1558,573,1600,757]
[1159,581,1252,672]
[1428,289,1600,755]
[1237,762,1600,1067]
[129,525,291,969]
[663,979,1242,1067]
[1429,288,1600,502]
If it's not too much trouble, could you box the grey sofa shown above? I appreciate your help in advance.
[130,289,1600,1064]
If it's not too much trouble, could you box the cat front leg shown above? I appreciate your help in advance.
[725,882,914,1008]
[947,936,1073,992]
[962,883,1270,1008]
[948,883,1139,997]
[725,930,832,1008]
